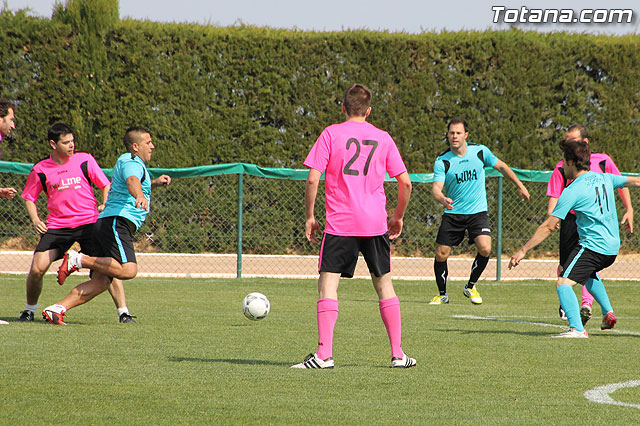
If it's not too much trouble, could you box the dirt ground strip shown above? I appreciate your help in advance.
[1,251,638,280]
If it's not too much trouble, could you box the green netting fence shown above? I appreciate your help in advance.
[1,161,639,281]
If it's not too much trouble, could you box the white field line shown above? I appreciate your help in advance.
[584,380,640,410]
[452,314,640,336]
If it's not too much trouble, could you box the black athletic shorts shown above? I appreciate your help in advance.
[559,212,579,266]
[34,223,97,260]
[92,216,138,264]
[435,212,491,247]
[561,245,616,285]
[319,233,391,278]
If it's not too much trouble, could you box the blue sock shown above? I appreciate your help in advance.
[557,285,583,331]
[585,277,613,316]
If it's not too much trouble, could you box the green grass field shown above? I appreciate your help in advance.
[2,274,640,425]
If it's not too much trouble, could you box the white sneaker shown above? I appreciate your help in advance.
[551,328,589,338]
[291,353,334,369]
[0,319,8,325]
[391,353,416,368]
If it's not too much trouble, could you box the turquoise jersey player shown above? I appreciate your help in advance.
[46,127,171,325]
[430,118,529,306]
[510,139,640,338]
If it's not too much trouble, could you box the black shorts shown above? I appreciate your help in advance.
[561,245,616,285]
[319,233,391,278]
[34,224,97,260]
[435,212,491,247]
[559,213,579,266]
[92,216,138,264]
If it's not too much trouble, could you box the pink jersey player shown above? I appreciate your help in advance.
[22,152,110,228]
[304,121,407,236]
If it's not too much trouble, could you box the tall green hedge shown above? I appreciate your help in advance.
[1,7,639,172]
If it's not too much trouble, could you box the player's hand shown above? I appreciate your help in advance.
[0,187,17,199]
[388,217,403,240]
[33,219,47,234]
[135,195,149,210]
[305,217,322,244]
[621,209,633,233]
[97,203,106,213]
[153,175,171,187]
[519,186,530,202]
[440,197,454,210]
[508,249,526,269]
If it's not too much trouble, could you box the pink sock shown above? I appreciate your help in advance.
[582,284,594,307]
[379,296,403,358]
[316,298,338,360]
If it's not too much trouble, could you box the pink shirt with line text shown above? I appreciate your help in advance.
[21,152,110,229]
[546,152,622,215]
[304,120,407,237]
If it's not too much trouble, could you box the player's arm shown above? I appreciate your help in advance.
[493,160,530,201]
[388,172,412,240]
[25,200,47,234]
[304,168,322,244]
[151,175,172,188]
[547,197,558,217]
[126,176,148,210]
[617,187,633,233]
[509,215,561,269]
[98,184,110,212]
[432,181,453,210]
[0,187,18,199]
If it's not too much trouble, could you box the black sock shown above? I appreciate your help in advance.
[434,260,448,295]
[466,253,490,289]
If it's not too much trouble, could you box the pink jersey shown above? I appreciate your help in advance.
[547,152,621,198]
[21,152,110,229]
[304,121,407,236]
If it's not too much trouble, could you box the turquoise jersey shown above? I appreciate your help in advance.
[552,172,627,255]
[99,153,151,230]
[433,142,498,215]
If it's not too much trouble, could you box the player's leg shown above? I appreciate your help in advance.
[43,272,112,324]
[107,279,136,323]
[64,252,138,280]
[20,250,57,321]
[432,214,466,304]
[553,277,587,337]
[582,254,617,330]
[292,234,356,369]
[463,213,491,304]
[78,223,135,323]
[58,217,139,283]
[362,234,415,368]
[558,214,579,320]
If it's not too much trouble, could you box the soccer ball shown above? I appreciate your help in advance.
[242,292,270,321]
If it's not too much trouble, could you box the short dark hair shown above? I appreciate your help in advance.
[447,118,468,132]
[562,140,591,171]
[343,84,372,117]
[123,126,150,152]
[0,98,16,118]
[567,124,588,140]
[48,122,74,143]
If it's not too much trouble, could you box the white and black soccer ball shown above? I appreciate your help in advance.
[242,292,270,321]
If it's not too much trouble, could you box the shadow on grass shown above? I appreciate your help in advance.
[168,356,291,366]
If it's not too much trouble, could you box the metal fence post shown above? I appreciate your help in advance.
[237,172,244,278]
[496,175,503,281]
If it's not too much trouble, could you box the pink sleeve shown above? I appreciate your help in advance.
[603,155,622,176]
[546,164,564,198]
[21,169,43,203]
[303,129,330,172]
[386,136,407,177]
[87,155,111,188]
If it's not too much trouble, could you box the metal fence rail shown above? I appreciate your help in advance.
[1,161,638,280]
